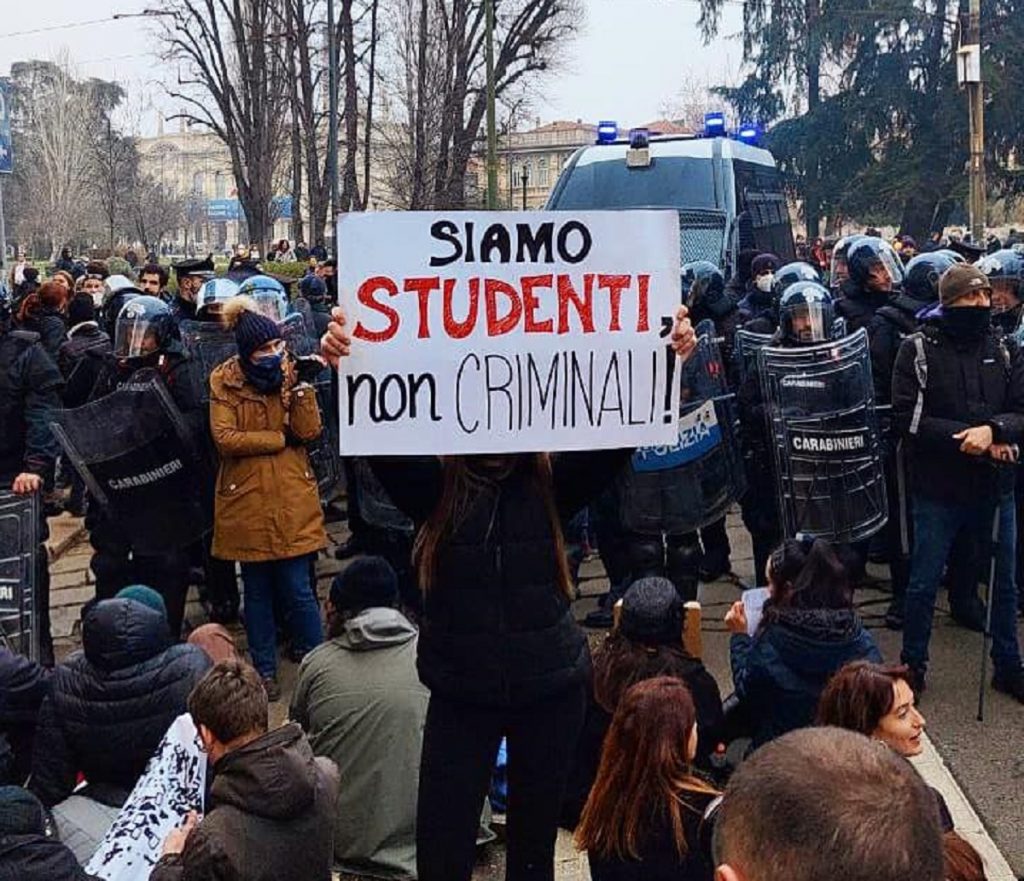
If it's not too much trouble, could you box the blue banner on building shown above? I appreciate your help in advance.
[0,81,13,174]
[206,195,292,221]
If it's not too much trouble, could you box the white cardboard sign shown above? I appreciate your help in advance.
[337,210,682,455]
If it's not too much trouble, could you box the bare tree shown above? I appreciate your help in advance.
[159,0,290,255]
[91,118,139,251]
[127,175,187,253]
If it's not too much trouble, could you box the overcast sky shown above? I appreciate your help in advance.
[0,0,745,135]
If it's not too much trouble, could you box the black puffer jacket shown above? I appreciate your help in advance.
[869,296,921,408]
[17,307,67,360]
[56,323,110,408]
[892,317,1024,506]
[372,452,629,707]
[0,649,51,785]
[0,834,98,881]
[835,285,890,333]
[30,599,210,807]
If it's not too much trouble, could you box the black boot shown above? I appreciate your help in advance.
[992,666,1024,703]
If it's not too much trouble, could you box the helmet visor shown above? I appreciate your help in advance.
[864,249,905,291]
[114,313,161,358]
[788,302,831,343]
[251,290,287,322]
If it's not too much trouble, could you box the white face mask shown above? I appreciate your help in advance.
[755,273,775,293]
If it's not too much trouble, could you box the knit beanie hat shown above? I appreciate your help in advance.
[619,577,684,646]
[224,296,280,362]
[939,264,991,307]
[68,293,96,326]
[116,584,167,619]
[0,786,46,835]
[751,253,781,277]
[298,274,327,302]
[330,556,399,614]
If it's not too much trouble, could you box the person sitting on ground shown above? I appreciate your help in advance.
[291,556,427,879]
[152,660,339,881]
[0,785,98,881]
[0,648,50,786]
[563,577,723,829]
[29,589,210,862]
[712,727,945,881]
[576,677,719,881]
[817,660,955,830]
[186,623,240,665]
[724,538,881,749]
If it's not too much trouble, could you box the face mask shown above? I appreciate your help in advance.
[243,351,285,393]
[942,305,991,340]
[755,274,775,293]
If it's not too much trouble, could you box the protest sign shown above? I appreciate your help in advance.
[86,714,206,881]
[337,210,682,455]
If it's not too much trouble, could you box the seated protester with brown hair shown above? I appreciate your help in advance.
[0,786,98,881]
[30,588,210,863]
[575,677,718,881]
[817,660,954,831]
[713,727,945,881]
[724,538,881,750]
[152,660,338,881]
[563,577,723,828]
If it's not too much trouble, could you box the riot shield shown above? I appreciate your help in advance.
[758,328,888,543]
[619,319,746,535]
[733,328,773,387]
[52,371,213,555]
[280,312,318,357]
[353,458,415,535]
[0,491,38,660]
[180,319,237,403]
[305,369,343,499]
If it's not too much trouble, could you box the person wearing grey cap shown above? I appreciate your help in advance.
[892,263,1024,700]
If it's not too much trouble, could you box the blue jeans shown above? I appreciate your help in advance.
[902,492,1022,676]
[240,554,323,678]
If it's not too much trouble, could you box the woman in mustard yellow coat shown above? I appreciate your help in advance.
[209,297,326,696]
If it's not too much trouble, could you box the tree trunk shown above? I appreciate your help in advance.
[339,0,361,212]
[803,0,822,240]
[410,0,430,209]
[360,0,379,211]
[288,36,305,246]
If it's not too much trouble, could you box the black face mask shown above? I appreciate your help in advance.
[941,305,991,340]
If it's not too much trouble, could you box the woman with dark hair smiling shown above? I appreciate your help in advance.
[575,677,718,881]
[725,537,881,749]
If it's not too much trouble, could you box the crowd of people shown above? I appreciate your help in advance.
[0,227,1018,880]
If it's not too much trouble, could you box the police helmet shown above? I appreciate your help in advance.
[682,260,726,306]
[902,252,959,304]
[847,237,905,292]
[198,277,241,317]
[936,249,966,264]
[238,275,288,322]
[829,234,867,287]
[773,261,821,302]
[779,282,836,345]
[114,295,176,360]
[101,286,143,337]
[976,249,1024,310]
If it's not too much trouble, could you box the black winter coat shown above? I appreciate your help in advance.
[57,323,111,408]
[869,296,921,408]
[371,452,629,707]
[0,649,50,786]
[29,599,210,807]
[0,833,99,881]
[18,308,67,360]
[835,286,890,333]
[151,724,338,881]
[892,318,1024,506]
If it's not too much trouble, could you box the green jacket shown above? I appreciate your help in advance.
[291,608,427,879]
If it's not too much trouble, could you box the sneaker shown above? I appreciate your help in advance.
[262,676,282,702]
[992,667,1024,702]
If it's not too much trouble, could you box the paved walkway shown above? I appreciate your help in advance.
[44,510,1018,880]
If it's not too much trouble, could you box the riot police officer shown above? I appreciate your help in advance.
[86,296,203,638]
[977,249,1024,336]
[837,238,905,332]
[828,234,867,295]
[738,282,842,583]
[0,290,64,664]
[892,264,1024,699]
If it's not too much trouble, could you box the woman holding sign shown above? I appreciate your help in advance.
[322,305,695,881]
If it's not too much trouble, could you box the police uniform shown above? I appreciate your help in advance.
[170,256,215,325]
[0,322,64,664]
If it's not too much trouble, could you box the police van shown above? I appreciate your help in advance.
[545,115,796,278]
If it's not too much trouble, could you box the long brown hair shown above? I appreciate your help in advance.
[575,677,718,861]
[413,454,573,598]
[591,632,699,714]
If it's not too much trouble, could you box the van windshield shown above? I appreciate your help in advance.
[549,156,720,210]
